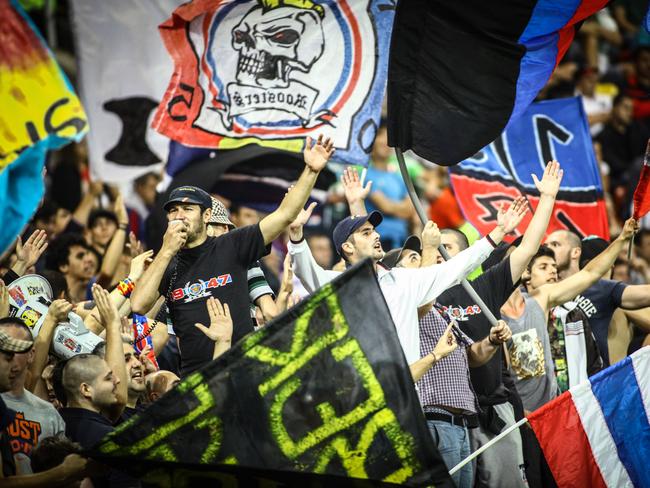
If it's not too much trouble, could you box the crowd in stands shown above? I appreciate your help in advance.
[2,2,650,487]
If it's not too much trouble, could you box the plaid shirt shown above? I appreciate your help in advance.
[417,305,478,414]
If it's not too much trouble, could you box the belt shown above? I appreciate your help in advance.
[424,411,479,428]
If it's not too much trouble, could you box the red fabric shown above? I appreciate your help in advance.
[428,187,465,229]
[625,75,650,120]
[528,393,607,488]
[633,164,650,220]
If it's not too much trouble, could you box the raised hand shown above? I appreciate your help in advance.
[46,299,73,324]
[421,220,441,249]
[341,167,372,205]
[532,160,564,198]
[304,134,335,173]
[497,196,529,234]
[129,250,154,281]
[15,229,49,271]
[488,320,512,345]
[288,202,317,241]
[432,323,458,361]
[194,297,233,344]
[127,231,144,258]
[0,280,9,318]
[113,192,129,227]
[92,284,119,328]
[618,218,640,242]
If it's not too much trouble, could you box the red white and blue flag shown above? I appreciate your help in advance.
[152,0,394,166]
[528,346,650,487]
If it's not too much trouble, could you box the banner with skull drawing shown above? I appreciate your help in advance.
[151,0,395,166]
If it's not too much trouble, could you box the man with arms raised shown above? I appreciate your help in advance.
[131,136,335,376]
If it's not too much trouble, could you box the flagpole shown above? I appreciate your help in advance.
[448,418,529,475]
[394,148,499,326]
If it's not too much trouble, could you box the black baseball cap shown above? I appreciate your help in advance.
[381,235,422,268]
[163,186,212,212]
[580,236,609,269]
[333,211,383,256]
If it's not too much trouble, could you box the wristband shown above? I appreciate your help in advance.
[117,277,135,298]
[289,236,305,244]
[430,351,438,363]
[485,234,497,248]
[118,223,128,231]
[488,334,500,346]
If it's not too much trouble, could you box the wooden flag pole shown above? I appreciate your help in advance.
[395,148,499,326]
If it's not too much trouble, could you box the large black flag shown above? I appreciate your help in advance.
[91,260,452,487]
[387,0,608,165]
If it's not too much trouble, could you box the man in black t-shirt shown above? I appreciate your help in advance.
[436,161,563,488]
[131,136,335,376]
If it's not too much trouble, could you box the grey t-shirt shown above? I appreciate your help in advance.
[1,390,65,474]
[504,295,558,411]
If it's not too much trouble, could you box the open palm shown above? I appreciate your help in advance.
[533,160,563,197]
[497,196,529,234]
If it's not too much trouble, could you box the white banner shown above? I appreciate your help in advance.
[70,0,184,183]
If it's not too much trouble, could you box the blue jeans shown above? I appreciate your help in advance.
[427,420,473,488]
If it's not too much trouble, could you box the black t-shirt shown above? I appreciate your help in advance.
[160,225,269,376]
[60,407,139,488]
[437,257,515,405]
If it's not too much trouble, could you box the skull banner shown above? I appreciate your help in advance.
[152,0,395,166]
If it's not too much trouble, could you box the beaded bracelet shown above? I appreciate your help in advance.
[117,277,135,298]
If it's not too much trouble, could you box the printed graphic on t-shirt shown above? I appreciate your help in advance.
[439,304,482,322]
[171,274,233,303]
[510,329,545,380]
[5,412,41,457]
[574,294,597,318]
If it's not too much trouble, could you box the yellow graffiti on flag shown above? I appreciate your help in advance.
[0,0,87,172]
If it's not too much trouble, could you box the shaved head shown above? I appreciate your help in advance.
[62,354,107,402]
[146,370,180,402]
[545,229,582,274]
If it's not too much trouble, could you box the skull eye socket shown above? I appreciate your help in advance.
[233,30,250,44]
[270,29,299,45]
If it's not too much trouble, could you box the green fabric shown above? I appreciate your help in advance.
[548,310,569,393]
[460,222,483,280]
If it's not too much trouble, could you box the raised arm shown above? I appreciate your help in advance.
[620,284,650,309]
[11,230,48,277]
[93,284,127,422]
[95,194,129,288]
[509,161,562,281]
[26,300,72,392]
[287,202,339,293]
[341,166,371,216]
[412,199,528,306]
[467,320,512,367]
[409,323,458,382]
[542,219,639,309]
[259,136,334,245]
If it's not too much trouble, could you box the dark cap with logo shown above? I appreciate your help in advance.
[163,186,212,212]
[381,235,422,268]
[333,211,383,256]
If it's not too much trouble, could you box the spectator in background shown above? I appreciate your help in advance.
[87,208,120,256]
[596,94,648,215]
[576,66,613,135]
[230,205,260,228]
[634,228,650,266]
[129,172,161,224]
[365,123,413,250]
[420,166,466,230]
[144,370,180,403]
[624,46,650,121]
[45,234,96,303]
[305,232,334,269]
[0,318,65,475]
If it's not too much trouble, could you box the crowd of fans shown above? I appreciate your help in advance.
[2,2,650,488]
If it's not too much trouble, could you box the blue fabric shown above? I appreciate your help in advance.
[509,0,582,125]
[589,355,650,487]
[427,420,473,488]
[365,167,407,249]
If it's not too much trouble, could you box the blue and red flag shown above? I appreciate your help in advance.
[449,97,609,240]
[387,0,609,165]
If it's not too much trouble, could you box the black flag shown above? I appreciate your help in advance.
[91,260,452,487]
[387,0,608,165]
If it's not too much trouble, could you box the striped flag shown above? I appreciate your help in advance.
[528,347,650,487]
